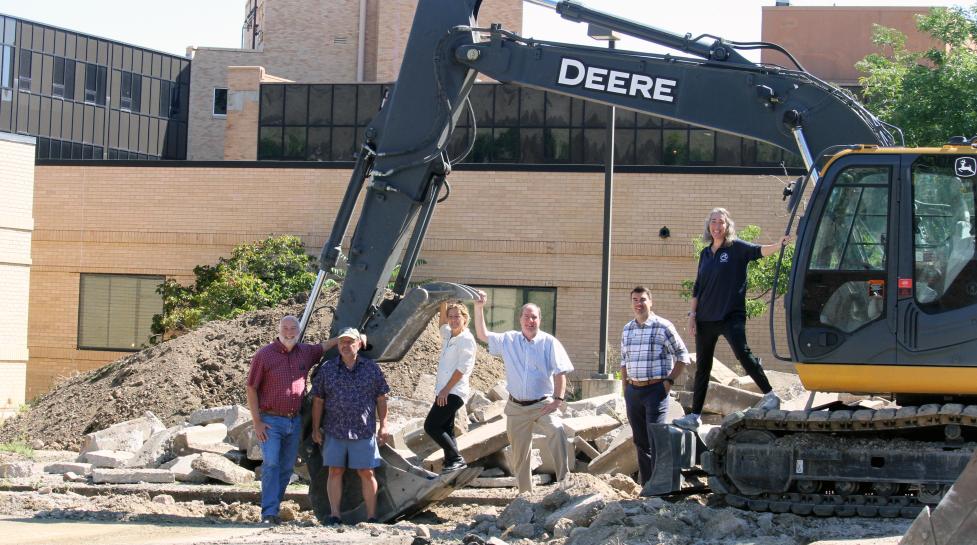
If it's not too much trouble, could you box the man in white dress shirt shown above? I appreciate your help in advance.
[474,290,573,494]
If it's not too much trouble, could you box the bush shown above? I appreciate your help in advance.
[152,235,318,338]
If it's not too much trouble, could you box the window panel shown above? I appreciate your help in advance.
[614,128,635,165]
[520,128,543,163]
[494,84,518,127]
[583,102,608,129]
[715,132,742,166]
[283,126,306,159]
[519,88,544,126]
[492,128,519,162]
[79,274,164,351]
[689,130,715,163]
[1,45,13,88]
[583,128,606,164]
[544,92,570,127]
[470,84,493,126]
[283,85,306,124]
[331,126,355,160]
[258,126,282,159]
[308,85,332,125]
[662,129,688,165]
[356,84,381,125]
[17,48,30,87]
[332,85,356,125]
[615,108,635,128]
[544,128,570,163]
[307,127,330,160]
[212,87,228,116]
[260,84,283,125]
[466,286,557,335]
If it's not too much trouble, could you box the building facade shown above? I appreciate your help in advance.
[0,14,190,160]
[9,2,945,401]
[187,0,524,161]
[0,132,33,417]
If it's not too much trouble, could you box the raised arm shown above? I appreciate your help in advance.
[473,290,489,343]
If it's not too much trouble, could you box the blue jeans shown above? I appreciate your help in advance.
[624,382,669,485]
[258,413,301,517]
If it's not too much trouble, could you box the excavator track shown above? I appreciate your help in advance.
[700,404,977,518]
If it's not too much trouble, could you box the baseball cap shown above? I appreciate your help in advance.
[337,327,361,340]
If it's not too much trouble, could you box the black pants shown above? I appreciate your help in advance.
[624,381,669,485]
[692,315,772,415]
[424,394,465,464]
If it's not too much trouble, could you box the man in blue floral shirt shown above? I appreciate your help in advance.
[311,327,390,525]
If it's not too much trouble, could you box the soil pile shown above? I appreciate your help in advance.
[0,287,504,450]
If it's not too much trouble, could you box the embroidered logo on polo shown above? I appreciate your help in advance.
[719,252,729,263]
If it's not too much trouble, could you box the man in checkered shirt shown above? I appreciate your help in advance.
[620,286,690,486]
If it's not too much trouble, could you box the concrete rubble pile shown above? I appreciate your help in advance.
[34,358,888,492]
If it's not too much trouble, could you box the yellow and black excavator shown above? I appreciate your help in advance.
[295,0,977,524]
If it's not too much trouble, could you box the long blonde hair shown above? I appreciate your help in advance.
[702,207,737,247]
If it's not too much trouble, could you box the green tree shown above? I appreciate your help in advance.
[856,5,977,147]
[152,235,318,338]
[679,225,794,319]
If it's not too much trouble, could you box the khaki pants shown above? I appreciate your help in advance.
[504,399,570,493]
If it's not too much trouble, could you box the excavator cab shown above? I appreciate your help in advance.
[788,147,977,399]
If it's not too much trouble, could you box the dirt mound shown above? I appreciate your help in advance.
[0,287,504,450]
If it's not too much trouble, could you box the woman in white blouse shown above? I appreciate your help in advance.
[424,301,477,472]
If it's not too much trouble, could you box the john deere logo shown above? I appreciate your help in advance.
[956,157,976,178]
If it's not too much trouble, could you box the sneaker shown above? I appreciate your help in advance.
[673,413,701,431]
[442,459,468,473]
[757,391,782,411]
[325,515,342,526]
[260,515,281,525]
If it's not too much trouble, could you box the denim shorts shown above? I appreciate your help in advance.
[322,434,382,469]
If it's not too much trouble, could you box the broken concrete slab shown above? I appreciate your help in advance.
[91,468,175,484]
[487,381,508,402]
[62,471,86,483]
[172,423,228,455]
[454,404,470,436]
[544,493,605,531]
[729,369,805,400]
[472,400,506,424]
[562,415,621,441]
[594,425,628,453]
[226,420,254,450]
[566,393,619,414]
[595,397,628,424]
[573,437,600,462]
[160,454,208,483]
[680,354,739,389]
[467,391,492,411]
[471,474,553,488]
[189,404,251,429]
[587,427,637,476]
[0,461,34,478]
[43,462,93,476]
[191,452,254,485]
[128,424,183,468]
[423,417,509,472]
[676,383,762,416]
[83,450,136,468]
[80,411,166,454]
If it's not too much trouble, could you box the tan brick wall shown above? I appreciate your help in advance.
[0,134,35,417]
[29,163,793,396]
[374,0,523,82]
[224,66,290,161]
[761,6,939,85]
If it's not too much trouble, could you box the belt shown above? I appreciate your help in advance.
[509,395,548,406]
[262,409,298,418]
[627,378,664,387]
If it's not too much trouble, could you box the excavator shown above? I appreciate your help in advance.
[295,0,977,526]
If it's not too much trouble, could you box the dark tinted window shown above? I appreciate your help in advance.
[213,87,227,116]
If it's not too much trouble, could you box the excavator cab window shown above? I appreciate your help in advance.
[802,166,890,334]
[912,156,977,313]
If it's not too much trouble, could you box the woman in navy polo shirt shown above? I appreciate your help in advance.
[674,207,791,431]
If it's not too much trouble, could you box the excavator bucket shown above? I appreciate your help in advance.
[365,282,482,362]
[899,449,977,545]
[303,439,482,523]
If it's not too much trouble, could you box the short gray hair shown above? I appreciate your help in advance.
[280,315,300,327]
[520,303,541,317]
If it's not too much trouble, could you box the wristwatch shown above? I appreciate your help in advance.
[663,377,675,386]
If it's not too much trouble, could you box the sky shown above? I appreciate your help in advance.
[0,0,967,59]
